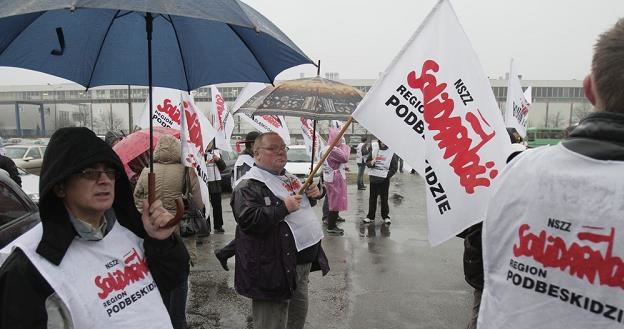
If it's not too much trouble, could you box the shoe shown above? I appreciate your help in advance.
[362,217,372,223]
[326,227,344,235]
[358,186,366,190]
[322,217,328,225]
[336,216,346,222]
[214,249,229,271]
[214,227,225,233]
[383,217,392,225]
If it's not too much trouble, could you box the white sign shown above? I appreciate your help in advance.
[300,117,325,161]
[352,0,511,245]
[210,86,234,152]
[504,60,531,137]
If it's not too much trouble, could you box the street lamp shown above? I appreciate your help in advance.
[46,83,62,131]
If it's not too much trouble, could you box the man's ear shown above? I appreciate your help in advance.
[53,185,65,198]
[583,74,597,106]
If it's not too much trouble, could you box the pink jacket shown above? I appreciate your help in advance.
[324,128,350,211]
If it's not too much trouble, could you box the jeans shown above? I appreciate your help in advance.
[322,197,329,220]
[356,163,366,187]
[467,289,482,329]
[252,263,312,329]
[366,179,390,220]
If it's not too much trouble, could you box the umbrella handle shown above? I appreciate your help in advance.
[148,173,185,228]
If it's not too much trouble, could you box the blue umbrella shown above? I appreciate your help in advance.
[0,0,314,223]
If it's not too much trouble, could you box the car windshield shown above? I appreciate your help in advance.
[287,148,310,163]
[5,147,27,159]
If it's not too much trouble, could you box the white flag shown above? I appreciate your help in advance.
[210,86,234,152]
[352,0,511,246]
[300,117,325,161]
[524,86,532,105]
[180,93,216,217]
[137,87,184,130]
[504,60,531,137]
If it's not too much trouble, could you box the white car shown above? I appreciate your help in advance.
[17,167,39,204]
[285,145,321,182]
[5,144,46,175]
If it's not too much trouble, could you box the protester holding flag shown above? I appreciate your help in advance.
[204,141,227,233]
[479,18,624,329]
[322,128,351,236]
[363,140,398,225]
[231,132,329,329]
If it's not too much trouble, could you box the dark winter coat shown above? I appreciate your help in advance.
[231,176,329,301]
[0,127,189,328]
[0,155,21,187]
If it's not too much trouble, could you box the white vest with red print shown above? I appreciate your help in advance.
[244,166,324,251]
[368,148,393,178]
[479,144,624,329]
[8,222,172,329]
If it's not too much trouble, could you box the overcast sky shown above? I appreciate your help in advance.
[1,0,622,85]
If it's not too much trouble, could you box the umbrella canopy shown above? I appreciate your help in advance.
[234,76,364,120]
[0,1,313,91]
[113,127,180,181]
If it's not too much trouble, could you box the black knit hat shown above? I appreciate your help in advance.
[37,127,145,265]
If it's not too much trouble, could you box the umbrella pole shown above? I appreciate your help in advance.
[145,12,184,226]
[146,12,156,206]
[310,119,317,173]
[299,116,353,194]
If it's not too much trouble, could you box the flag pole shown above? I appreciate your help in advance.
[298,116,353,194]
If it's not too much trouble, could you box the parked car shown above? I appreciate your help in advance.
[0,171,40,251]
[5,144,46,175]
[285,145,321,182]
[17,167,39,204]
[219,150,238,192]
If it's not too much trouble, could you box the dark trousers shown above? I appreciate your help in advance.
[220,239,236,259]
[366,179,390,220]
[162,279,188,329]
[357,163,366,187]
[328,211,339,229]
[209,192,223,229]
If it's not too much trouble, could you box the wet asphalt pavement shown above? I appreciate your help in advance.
[186,169,472,329]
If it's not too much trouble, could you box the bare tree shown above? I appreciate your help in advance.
[95,108,124,133]
[572,102,592,124]
[73,104,91,127]
[546,112,565,128]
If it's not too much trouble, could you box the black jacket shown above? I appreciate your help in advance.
[0,155,21,187]
[0,127,189,328]
[231,176,329,301]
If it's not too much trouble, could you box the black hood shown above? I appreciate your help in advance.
[37,127,146,265]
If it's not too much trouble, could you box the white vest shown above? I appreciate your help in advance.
[233,153,255,185]
[4,222,172,329]
[244,166,324,251]
[368,148,393,178]
[479,144,624,329]
[356,142,367,163]
[205,149,222,181]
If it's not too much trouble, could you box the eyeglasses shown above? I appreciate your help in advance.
[77,169,119,181]
[260,145,289,153]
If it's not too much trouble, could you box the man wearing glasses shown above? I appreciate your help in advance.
[0,127,188,329]
[231,132,329,329]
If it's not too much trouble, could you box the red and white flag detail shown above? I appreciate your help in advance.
[504,60,531,137]
[180,93,215,215]
[210,86,234,152]
[300,117,325,161]
[352,0,511,245]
